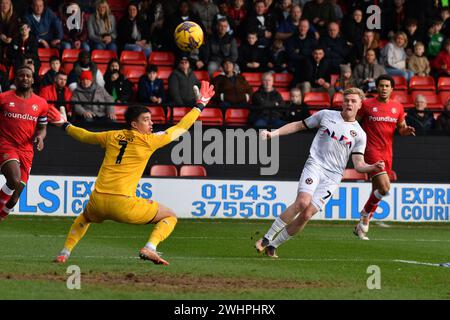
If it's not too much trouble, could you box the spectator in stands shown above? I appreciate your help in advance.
[7,21,39,70]
[353,49,386,93]
[319,21,350,74]
[139,0,165,51]
[168,55,200,106]
[425,19,444,59]
[67,50,105,91]
[431,38,450,77]
[342,9,364,48]
[40,71,73,119]
[104,58,133,103]
[406,94,436,135]
[250,72,286,128]
[408,42,431,76]
[349,30,380,66]
[275,4,302,42]
[0,0,20,63]
[59,2,90,52]
[87,0,117,51]
[41,55,61,87]
[245,0,276,49]
[440,7,450,38]
[238,32,269,72]
[380,31,414,82]
[0,67,9,92]
[212,1,235,36]
[285,87,310,121]
[212,59,252,107]
[117,1,151,58]
[329,0,343,20]
[293,46,333,97]
[23,0,63,49]
[285,19,318,70]
[198,18,238,76]
[274,0,292,28]
[267,39,288,73]
[334,63,356,93]
[302,0,336,35]
[404,19,424,57]
[192,0,218,36]
[137,64,165,105]
[71,70,116,122]
[228,0,247,39]
[436,99,450,131]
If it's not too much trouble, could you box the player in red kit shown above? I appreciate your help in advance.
[0,66,57,221]
[354,75,415,240]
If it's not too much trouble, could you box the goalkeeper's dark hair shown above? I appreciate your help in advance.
[124,106,151,127]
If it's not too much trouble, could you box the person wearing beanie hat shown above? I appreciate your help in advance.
[67,51,105,91]
[334,63,356,93]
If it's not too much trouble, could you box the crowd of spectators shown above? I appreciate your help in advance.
[0,0,449,132]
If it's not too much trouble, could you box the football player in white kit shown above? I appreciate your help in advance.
[255,88,385,258]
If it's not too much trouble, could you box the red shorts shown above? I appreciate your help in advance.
[364,152,392,180]
[0,147,33,184]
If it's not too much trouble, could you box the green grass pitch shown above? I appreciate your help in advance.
[0,216,449,300]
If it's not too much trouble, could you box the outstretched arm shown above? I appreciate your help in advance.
[352,154,385,174]
[261,120,307,140]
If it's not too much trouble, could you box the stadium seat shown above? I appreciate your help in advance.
[437,77,450,91]
[392,75,408,91]
[198,107,223,125]
[150,164,178,177]
[409,76,436,91]
[179,165,207,177]
[120,50,147,66]
[97,63,108,75]
[38,48,59,62]
[147,106,166,124]
[332,92,344,108]
[411,91,443,110]
[149,51,175,66]
[212,71,222,79]
[342,169,368,181]
[62,49,82,63]
[273,73,293,89]
[303,92,331,108]
[225,108,250,126]
[62,62,74,74]
[166,107,191,122]
[241,72,263,88]
[279,90,290,102]
[91,50,117,64]
[38,62,50,76]
[330,74,339,87]
[114,106,128,123]
[193,70,210,82]
[389,170,398,181]
[439,91,450,105]
[157,66,173,90]
[391,91,414,109]
[122,65,146,84]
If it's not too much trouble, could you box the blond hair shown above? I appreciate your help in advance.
[394,31,408,48]
[0,0,13,23]
[95,0,112,33]
[343,87,365,101]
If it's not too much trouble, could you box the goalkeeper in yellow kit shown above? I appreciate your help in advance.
[53,81,215,266]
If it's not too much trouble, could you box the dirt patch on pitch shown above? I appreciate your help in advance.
[0,272,337,293]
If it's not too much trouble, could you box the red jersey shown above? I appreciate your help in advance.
[358,97,405,158]
[0,90,49,151]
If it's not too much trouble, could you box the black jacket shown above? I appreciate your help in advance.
[405,109,436,135]
[319,35,351,74]
[238,42,268,72]
[104,73,133,102]
[251,88,285,121]
[293,57,331,88]
[117,16,151,51]
[285,32,318,68]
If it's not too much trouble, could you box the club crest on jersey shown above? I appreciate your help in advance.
[32,104,38,111]
[9,102,14,107]
[391,107,397,114]
[350,130,357,137]
[372,107,378,112]
[305,178,313,185]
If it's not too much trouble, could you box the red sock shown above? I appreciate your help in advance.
[0,184,14,207]
[363,190,383,219]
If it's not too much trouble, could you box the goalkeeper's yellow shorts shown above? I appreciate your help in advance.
[83,190,159,224]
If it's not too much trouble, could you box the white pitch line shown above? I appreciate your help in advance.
[393,260,444,267]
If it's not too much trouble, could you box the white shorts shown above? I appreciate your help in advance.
[297,161,341,211]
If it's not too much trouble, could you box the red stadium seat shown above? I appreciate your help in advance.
[122,65,146,84]
[148,106,166,124]
[409,76,436,91]
[91,50,117,64]
[120,50,147,66]
[149,51,175,66]
[38,48,59,62]
[157,66,173,90]
[391,91,414,109]
[279,90,290,102]
[437,77,450,91]
[273,73,293,88]
[389,170,398,181]
[114,106,128,123]
[241,72,263,88]
[212,71,222,79]
[97,63,108,75]
[303,92,331,108]
[62,62,74,74]
[179,165,207,177]
[38,62,50,76]
[332,92,344,108]
[193,70,209,82]
[198,107,223,125]
[150,165,178,177]
[439,91,450,105]
[166,107,191,122]
[62,49,82,63]
[392,75,408,91]
[342,169,368,181]
[225,108,250,126]
[411,91,443,110]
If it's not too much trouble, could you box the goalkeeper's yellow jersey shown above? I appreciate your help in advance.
[66,108,200,197]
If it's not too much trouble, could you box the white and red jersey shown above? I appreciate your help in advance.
[358,97,405,159]
[0,90,49,151]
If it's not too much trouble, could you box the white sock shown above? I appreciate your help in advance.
[60,248,71,256]
[270,228,292,248]
[1,184,14,195]
[145,242,157,251]
[264,217,287,241]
